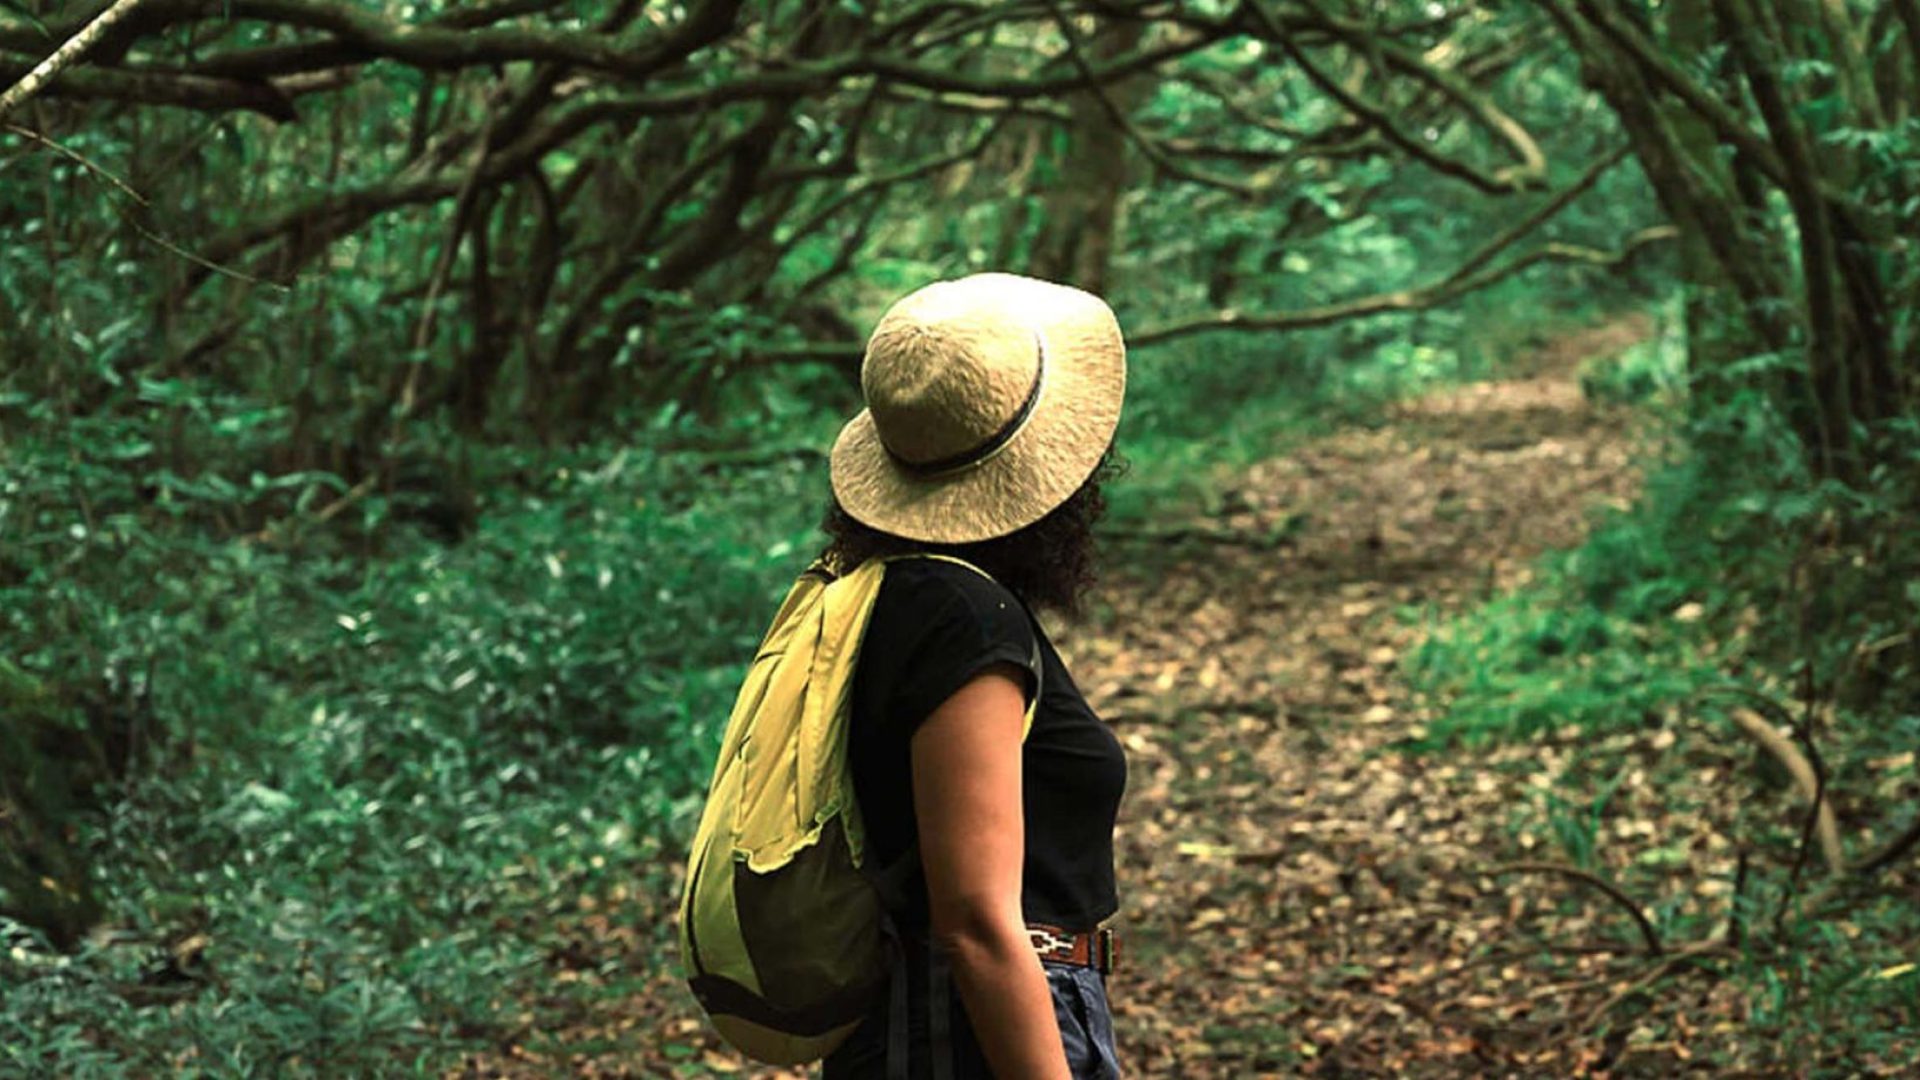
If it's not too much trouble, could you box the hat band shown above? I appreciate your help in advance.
[889,331,1048,479]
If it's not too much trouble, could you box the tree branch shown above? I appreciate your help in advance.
[1726,706,1847,877]
[0,56,296,118]
[3,122,288,289]
[764,222,1675,365]
[1488,861,1664,957]
[1288,0,1547,186]
[1,0,743,82]
[1565,0,1788,187]
[0,0,146,121]
[1432,144,1631,290]
[1046,0,1262,197]
[1129,227,1673,347]
[1852,813,1920,877]
[1244,0,1543,194]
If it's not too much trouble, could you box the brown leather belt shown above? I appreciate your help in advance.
[1027,923,1117,974]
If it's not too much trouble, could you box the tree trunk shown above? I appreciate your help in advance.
[1029,20,1143,295]
[1551,0,1912,481]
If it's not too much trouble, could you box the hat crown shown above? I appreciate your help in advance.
[860,280,1041,468]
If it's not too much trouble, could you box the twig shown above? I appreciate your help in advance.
[1486,861,1663,957]
[1851,813,1920,877]
[1787,682,1834,901]
[1727,848,1750,948]
[1723,705,1846,877]
[0,0,148,121]
[1579,942,1729,1033]
[2,122,290,290]
[1128,226,1676,346]
[310,475,378,526]
[1794,814,1920,919]
[2,123,145,203]
[123,209,290,289]
[248,473,377,546]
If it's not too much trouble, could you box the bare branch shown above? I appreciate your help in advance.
[2,122,145,203]
[1,0,744,82]
[879,84,1071,123]
[1130,225,1673,347]
[1435,145,1632,288]
[1726,706,1847,877]
[1244,0,1545,194]
[0,57,296,118]
[2,122,288,289]
[0,0,146,121]
[1289,0,1547,185]
[1487,861,1663,957]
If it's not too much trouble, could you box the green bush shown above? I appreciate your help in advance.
[1577,306,1686,407]
[0,393,828,1071]
[1402,375,1920,1070]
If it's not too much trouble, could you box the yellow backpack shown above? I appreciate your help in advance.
[678,554,1032,1065]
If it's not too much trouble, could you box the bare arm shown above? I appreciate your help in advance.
[911,665,1070,1080]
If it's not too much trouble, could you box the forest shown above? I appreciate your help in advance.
[1,0,1916,1074]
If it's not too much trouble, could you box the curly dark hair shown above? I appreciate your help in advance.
[820,451,1124,618]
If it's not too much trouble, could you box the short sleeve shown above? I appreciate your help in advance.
[868,561,1040,735]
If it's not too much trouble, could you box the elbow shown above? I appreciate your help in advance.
[929,897,1028,971]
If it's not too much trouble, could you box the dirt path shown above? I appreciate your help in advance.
[1064,315,1655,1076]
[464,315,1659,1078]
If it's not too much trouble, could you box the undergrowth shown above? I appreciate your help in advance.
[0,401,827,1074]
[1404,316,1920,1072]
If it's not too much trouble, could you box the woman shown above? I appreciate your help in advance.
[819,273,1128,1080]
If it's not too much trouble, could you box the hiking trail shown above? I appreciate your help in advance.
[464,314,1661,1077]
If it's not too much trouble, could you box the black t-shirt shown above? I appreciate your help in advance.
[846,557,1126,933]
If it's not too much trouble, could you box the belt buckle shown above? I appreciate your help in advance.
[1094,927,1117,974]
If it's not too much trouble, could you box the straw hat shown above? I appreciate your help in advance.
[830,273,1126,544]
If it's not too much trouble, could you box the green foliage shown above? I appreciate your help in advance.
[1404,524,1721,747]
[1404,336,1920,1065]
[0,390,824,1070]
[2,0,1909,1068]
[1578,313,1687,407]
[1409,300,1920,747]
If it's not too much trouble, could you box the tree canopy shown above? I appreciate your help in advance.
[3,1,1917,1074]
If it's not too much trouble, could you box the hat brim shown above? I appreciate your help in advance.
[829,275,1125,545]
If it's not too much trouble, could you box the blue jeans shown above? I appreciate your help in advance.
[822,957,1121,1079]
[1045,961,1123,1080]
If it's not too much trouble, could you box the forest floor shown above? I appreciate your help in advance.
[465,314,1707,1078]
[1065,314,1669,1077]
